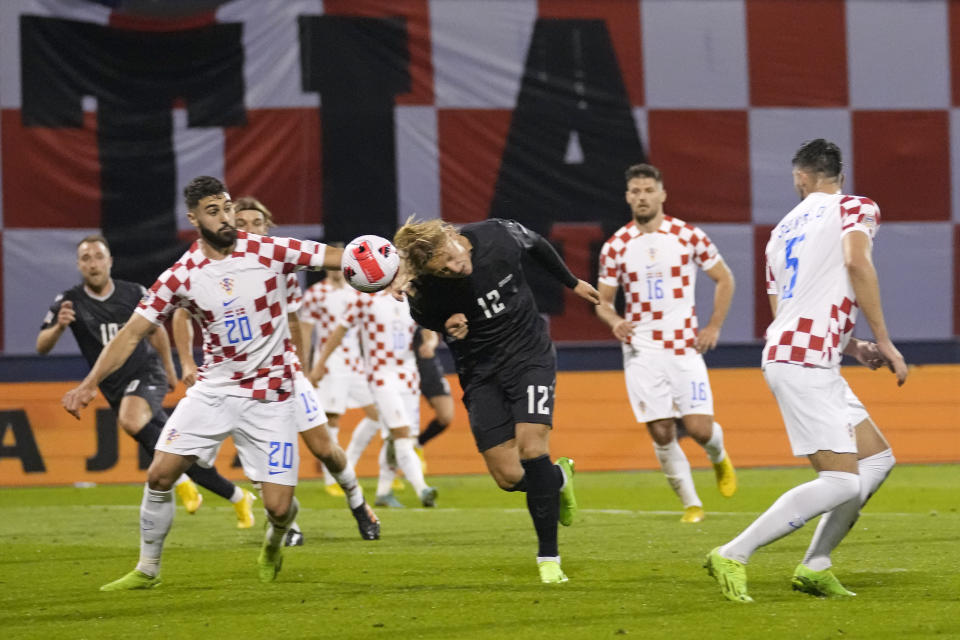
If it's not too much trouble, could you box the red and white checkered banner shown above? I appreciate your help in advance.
[1,0,957,355]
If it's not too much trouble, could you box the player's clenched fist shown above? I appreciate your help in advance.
[445,313,469,340]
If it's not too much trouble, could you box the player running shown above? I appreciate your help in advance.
[37,234,255,527]
[704,139,906,603]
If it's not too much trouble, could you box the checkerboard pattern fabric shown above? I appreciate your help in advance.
[135,231,328,400]
[1,0,956,356]
[599,216,720,355]
[339,291,419,392]
[300,279,366,376]
[763,192,879,368]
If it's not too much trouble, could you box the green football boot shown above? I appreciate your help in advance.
[99,569,161,592]
[257,542,284,583]
[556,457,577,527]
[792,564,856,597]
[703,547,754,603]
[538,560,569,584]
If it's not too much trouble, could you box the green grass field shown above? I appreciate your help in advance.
[2,465,958,640]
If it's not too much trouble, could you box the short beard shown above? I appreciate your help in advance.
[632,211,657,226]
[200,224,237,251]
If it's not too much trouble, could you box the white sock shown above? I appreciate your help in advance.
[347,418,381,469]
[321,425,341,485]
[265,497,299,550]
[376,442,396,497]
[135,485,174,578]
[653,440,701,508]
[393,436,428,494]
[332,462,365,509]
[703,421,726,464]
[803,449,896,570]
[537,556,561,565]
[229,486,244,503]
[721,471,860,564]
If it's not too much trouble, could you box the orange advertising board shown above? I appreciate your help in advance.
[1,366,956,487]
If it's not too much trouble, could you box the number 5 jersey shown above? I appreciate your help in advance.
[763,192,879,369]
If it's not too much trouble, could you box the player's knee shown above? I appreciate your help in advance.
[117,416,142,437]
[146,466,176,491]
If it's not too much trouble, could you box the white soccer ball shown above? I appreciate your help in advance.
[341,234,400,293]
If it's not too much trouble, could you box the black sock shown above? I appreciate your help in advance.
[505,477,527,492]
[417,418,449,446]
[132,417,164,456]
[186,464,237,500]
[520,454,562,558]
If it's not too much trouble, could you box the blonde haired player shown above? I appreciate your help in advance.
[705,139,906,603]
[310,288,437,507]
[173,197,380,545]
[596,163,737,523]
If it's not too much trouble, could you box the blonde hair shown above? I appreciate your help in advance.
[393,216,455,276]
[234,195,274,229]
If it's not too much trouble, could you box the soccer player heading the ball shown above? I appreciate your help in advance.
[393,216,600,585]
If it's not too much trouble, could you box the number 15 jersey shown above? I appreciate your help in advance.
[764,192,879,369]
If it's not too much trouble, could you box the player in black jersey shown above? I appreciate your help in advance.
[37,235,256,527]
[394,217,600,584]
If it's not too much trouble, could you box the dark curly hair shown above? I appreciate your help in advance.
[183,176,228,210]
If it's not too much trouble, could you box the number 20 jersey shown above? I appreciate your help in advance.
[764,192,879,369]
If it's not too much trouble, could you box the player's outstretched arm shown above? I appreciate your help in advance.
[842,231,907,385]
[62,313,156,418]
[36,300,76,354]
[573,280,600,305]
[696,260,735,353]
[171,308,198,387]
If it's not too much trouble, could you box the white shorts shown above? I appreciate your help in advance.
[623,348,714,422]
[292,371,327,433]
[373,383,420,433]
[157,387,300,486]
[318,370,375,415]
[763,363,865,457]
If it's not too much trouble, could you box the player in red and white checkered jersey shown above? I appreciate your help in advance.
[171,197,380,546]
[300,267,383,496]
[706,140,908,603]
[311,290,438,508]
[62,177,348,591]
[596,163,738,524]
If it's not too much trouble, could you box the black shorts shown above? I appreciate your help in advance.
[102,365,168,417]
[417,355,450,399]
[461,349,556,452]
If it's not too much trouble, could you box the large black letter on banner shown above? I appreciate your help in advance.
[299,15,410,242]
[0,411,46,473]
[20,16,246,286]
[490,19,646,313]
[87,409,119,472]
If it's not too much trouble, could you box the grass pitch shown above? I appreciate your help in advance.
[2,465,958,640]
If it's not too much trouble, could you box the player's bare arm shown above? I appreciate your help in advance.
[299,317,315,370]
[323,245,343,270]
[418,328,439,358]
[444,313,469,340]
[842,230,907,385]
[695,260,735,353]
[843,338,885,370]
[595,282,633,342]
[147,323,179,392]
[62,313,156,418]
[287,311,306,365]
[573,280,600,305]
[36,300,76,354]
[308,323,346,385]
[171,307,198,387]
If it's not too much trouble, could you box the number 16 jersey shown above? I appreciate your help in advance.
[764,191,879,369]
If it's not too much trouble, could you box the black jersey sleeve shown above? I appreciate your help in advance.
[498,219,578,288]
[407,288,447,333]
[40,292,68,330]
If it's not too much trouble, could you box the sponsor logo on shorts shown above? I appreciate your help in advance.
[268,469,286,476]
[125,379,140,393]
[164,428,179,445]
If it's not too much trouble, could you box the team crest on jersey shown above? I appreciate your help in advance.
[218,277,235,295]
[648,247,657,262]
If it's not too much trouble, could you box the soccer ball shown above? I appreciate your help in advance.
[341,235,400,293]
